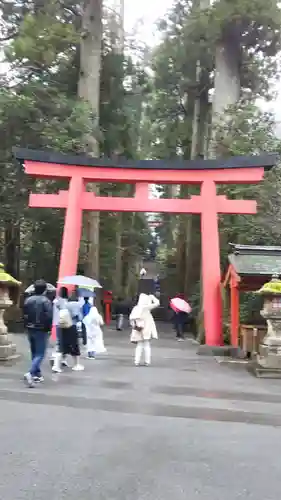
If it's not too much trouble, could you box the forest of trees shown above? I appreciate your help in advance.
[1,0,281,308]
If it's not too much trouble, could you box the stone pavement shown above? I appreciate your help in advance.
[0,324,281,499]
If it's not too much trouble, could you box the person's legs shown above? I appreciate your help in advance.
[25,331,48,386]
[52,351,62,372]
[72,355,84,370]
[116,314,123,331]
[25,331,36,387]
[81,323,87,346]
[143,340,151,365]
[52,326,63,373]
[28,331,44,377]
[86,329,96,359]
[174,321,183,339]
[179,319,185,340]
[175,316,184,340]
[134,341,143,366]
[29,332,36,360]
[70,326,84,371]
[30,331,48,376]
[56,326,68,367]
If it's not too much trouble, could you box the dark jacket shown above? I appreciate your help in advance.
[114,300,130,317]
[23,295,53,332]
[173,310,187,325]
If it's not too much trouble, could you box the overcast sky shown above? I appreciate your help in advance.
[123,0,172,44]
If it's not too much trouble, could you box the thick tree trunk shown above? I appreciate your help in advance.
[212,39,240,119]
[211,31,241,159]
[78,0,103,278]
[4,222,20,279]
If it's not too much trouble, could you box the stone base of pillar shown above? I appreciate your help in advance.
[250,359,281,379]
[197,345,245,358]
[255,341,281,374]
[0,335,20,363]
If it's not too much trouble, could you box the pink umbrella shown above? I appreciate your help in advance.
[170,297,192,314]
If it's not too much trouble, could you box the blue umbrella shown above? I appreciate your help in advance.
[58,275,102,288]
[78,287,96,298]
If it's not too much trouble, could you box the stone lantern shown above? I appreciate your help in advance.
[256,274,281,372]
[0,263,21,361]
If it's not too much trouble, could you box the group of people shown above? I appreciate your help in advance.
[23,280,106,388]
[22,279,161,387]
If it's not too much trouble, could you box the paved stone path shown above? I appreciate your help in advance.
[0,325,281,499]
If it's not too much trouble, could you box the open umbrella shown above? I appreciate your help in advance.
[58,275,102,289]
[170,297,192,314]
[78,287,96,298]
[25,283,56,294]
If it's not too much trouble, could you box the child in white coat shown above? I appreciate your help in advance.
[83,305,106,358]
[129,293,159,366]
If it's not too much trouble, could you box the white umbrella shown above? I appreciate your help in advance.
[25,283,56,294]
[58,275,102,289]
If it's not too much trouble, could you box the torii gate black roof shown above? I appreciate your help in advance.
[13,148,279,171]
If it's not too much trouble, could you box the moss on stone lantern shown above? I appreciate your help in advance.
[255,274,281,372]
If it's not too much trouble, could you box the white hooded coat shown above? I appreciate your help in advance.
[129,294,160,343]
[83,306,106,354]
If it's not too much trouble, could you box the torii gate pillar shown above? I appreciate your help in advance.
[58,175,84,280]
[13,148,277,348]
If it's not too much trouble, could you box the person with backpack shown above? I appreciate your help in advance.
[23,279,53,387]
[51,286,70,369]
[52,287,84,373]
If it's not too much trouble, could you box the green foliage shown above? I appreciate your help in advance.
[0,0,152,291]
[6,12,77,69]
[214,103,281,258]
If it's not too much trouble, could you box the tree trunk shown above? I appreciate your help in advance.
[211,32,241,157]
[4,222,20,279]
[183,33,211,296]
[78,0,103,278]
[213,41,240,118]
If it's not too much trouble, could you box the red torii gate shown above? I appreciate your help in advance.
[14,148,277,347]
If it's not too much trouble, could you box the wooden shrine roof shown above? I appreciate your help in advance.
[13,148,278,171]
[228,244,281,277]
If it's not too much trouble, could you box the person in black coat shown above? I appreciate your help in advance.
[115,297,130,331]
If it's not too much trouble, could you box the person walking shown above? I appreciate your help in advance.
[139,267,147,278]
[170,293,191,341]
[115,297,130,331]
[52,286,70,369]
[80,296,91,349]
[52,287,84,372]
[129,293,159,366]
[173,310,186,341]
[23,279,53,387]
[83,302,106,358]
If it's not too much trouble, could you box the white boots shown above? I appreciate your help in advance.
[134,340,151,366]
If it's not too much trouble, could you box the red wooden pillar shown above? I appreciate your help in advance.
[200,179,223,346]
[58,175,84,281]
[52,175,84,340]
[230,280,240,347]
[103,291,112,325]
